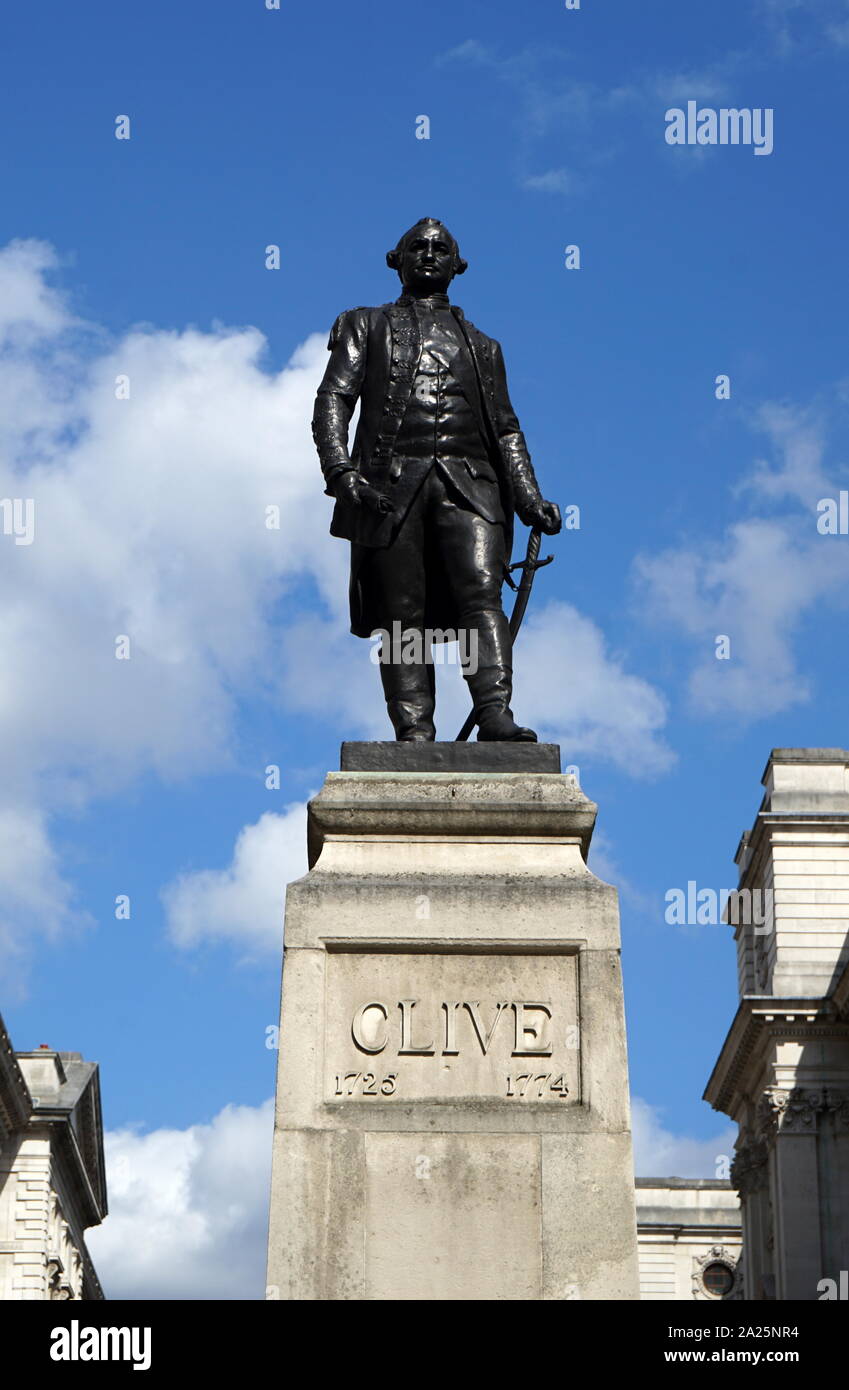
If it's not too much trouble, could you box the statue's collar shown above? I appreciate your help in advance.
[396,292,454,312]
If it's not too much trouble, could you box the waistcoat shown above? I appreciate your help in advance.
[393,304,490,466]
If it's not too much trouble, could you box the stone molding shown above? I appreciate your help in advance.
[704,999,848,1118]
[759,1085,849,1135]
[691,1245,744,1300]
[306,770,598,868]
[730,1134,770,1196]
[0,1016,32,1148]
[732,1085,849,1203]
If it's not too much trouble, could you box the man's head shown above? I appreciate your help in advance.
[386,218,467,294]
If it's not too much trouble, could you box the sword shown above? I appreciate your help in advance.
[455,527,554,742]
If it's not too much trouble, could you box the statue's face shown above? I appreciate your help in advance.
[397,225,457,294]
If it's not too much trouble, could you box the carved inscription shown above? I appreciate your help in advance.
[352,999,555,1057]
[324,952,580,1104]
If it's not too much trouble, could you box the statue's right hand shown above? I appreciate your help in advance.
[333,470,361,507]
[517,496,562,536]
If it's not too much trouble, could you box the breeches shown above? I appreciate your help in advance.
[358,467,506,631]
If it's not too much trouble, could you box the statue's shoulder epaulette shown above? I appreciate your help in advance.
[327,305,374,348]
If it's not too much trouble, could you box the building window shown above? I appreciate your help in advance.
[702,1261,735,1297]
[692,1246,742,1300]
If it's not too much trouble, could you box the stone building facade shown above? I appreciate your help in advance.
[0,1014,106,1299]
[705,749,849,1300]
[636,1179,742,1300]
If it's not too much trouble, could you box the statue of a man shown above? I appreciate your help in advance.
[312,217,561,742]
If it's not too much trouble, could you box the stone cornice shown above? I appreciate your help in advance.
[704,997,849,1117]
[24,1056,107,1221]
[741,814,849,889]
[31,1112,106,1231]
[637,1222,741,1236]
[77,1233,105,1301]
[307,771,598,868]
[0,1013,32,1145]
[734,748,849,875]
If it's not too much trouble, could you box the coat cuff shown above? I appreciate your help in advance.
[324,462,357,497]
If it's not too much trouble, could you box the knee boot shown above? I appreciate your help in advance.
[461,608,537,742]
[379,651,436,741]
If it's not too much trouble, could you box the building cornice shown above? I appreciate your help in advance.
[77,1233,105,1301]
[30,1113,106,1231]
[741,814,849,889]
[0,1014,32,1146]
[704,996,849,1117]
[20,1052,107,1221]
[637,1222,741,1237]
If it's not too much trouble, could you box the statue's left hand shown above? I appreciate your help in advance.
[333,471,362,508]
[359,482,395,516]
[519,498,561,535]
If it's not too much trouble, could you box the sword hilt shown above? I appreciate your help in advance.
[503,550,554,590]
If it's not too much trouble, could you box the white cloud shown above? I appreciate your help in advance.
[522,168,583,195]
[513,600,674,775]
[632,1096,736,1178]
[0,238,75,343]
[0,807,93,1000]
[87,1099,274,1300]
[635,402,849,719]
[438,40,748,182]
[756,0,849,52]
[650,63,737,105]
[0,238,350,983]
[740,402,835,506]
[636,519,819,717]
[163,806,309,955]
[440,39,490,65]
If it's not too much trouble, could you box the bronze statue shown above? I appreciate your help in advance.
[312,218,561,742]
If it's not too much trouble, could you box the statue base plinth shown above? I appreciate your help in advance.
[266,750,640,1301]
[340,740,562,773]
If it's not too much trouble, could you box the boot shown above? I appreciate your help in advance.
[380,650,436,741]
[461,609,537,742]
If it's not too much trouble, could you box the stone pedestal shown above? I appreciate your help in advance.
[266,748,640,1301]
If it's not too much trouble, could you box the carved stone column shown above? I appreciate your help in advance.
[731,1129,772,1299]
[761,1088,825,1299]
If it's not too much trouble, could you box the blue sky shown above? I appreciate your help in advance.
[3,0,849,1296]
